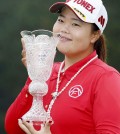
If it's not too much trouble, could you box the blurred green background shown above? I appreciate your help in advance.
[0,0,120,133]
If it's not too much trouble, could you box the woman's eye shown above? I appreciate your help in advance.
[57,18,63,23]
[72,23,80,27]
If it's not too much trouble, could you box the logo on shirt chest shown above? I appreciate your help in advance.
[68,85,83,98]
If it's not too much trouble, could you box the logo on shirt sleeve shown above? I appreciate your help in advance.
[69,85,83,98]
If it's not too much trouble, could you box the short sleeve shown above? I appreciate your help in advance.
[93,71,120,133]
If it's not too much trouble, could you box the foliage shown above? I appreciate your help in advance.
[0,0,119,133]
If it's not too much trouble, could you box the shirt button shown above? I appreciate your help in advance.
[25,93,28,98]
[45,105,48,108]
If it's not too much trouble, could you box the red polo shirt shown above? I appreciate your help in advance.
[5,51,120,134]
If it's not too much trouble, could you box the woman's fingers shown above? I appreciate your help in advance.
[22,120,37,134]
[18,119,31,134]
[21,38,26,50]
[21,57,26,65]
[18,119,53,134]
[42,119,53,133]
[21,38,27,67]
[21,52,27,67]
[18,119,39,134]
[45,119,54,127]
[21,49,26,57]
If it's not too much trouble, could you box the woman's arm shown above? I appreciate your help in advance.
[5,77,32,134]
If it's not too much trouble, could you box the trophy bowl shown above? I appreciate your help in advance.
[20,29,58,127]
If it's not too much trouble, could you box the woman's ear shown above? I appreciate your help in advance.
[91,30,101,44]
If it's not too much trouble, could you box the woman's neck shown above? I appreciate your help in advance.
[64,50,94,70]
[64,56,82,71]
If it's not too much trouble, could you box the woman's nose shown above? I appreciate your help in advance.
[60,24,69,34]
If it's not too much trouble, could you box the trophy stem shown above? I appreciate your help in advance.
[22,93,49,126]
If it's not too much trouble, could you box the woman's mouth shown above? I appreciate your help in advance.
[57,34,72,42]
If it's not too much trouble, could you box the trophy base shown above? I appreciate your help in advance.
[22,109,49,130]
[22,114,48,125]
[21,89,50,130]
[32,121,43,126]
[21,118,46,130]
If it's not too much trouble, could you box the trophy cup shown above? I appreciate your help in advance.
[20,29,58,126]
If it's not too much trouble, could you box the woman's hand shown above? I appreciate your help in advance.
[18,119,52,134]
[21,38,27,68]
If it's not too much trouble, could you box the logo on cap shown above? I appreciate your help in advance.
[98,15,105,27]
[73,0,95,13]
[74,7,86,20]
[69,85,83,98]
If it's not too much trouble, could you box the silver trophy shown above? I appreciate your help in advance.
[20,29,58,126]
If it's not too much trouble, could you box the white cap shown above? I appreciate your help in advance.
[49,0,108,33]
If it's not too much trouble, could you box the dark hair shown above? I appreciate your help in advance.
[92,24,107,62]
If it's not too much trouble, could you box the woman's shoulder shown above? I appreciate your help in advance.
[93,59,119,75]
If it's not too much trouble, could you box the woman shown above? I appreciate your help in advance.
[5,0,120,133]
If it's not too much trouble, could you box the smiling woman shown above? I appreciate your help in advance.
[53,7,97,63]
[5,0,120,134]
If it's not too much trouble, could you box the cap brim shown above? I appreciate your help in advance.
[49,2,87,23]
[49,2,94,23]
[49,2,67,13]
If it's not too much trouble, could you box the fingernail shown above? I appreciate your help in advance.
[18,119,22,123]
[48,120,54,125]
[49,120,52,124]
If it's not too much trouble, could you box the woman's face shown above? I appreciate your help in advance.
[53,7,98,59]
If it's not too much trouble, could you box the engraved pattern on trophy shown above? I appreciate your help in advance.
[20,30,58,126]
